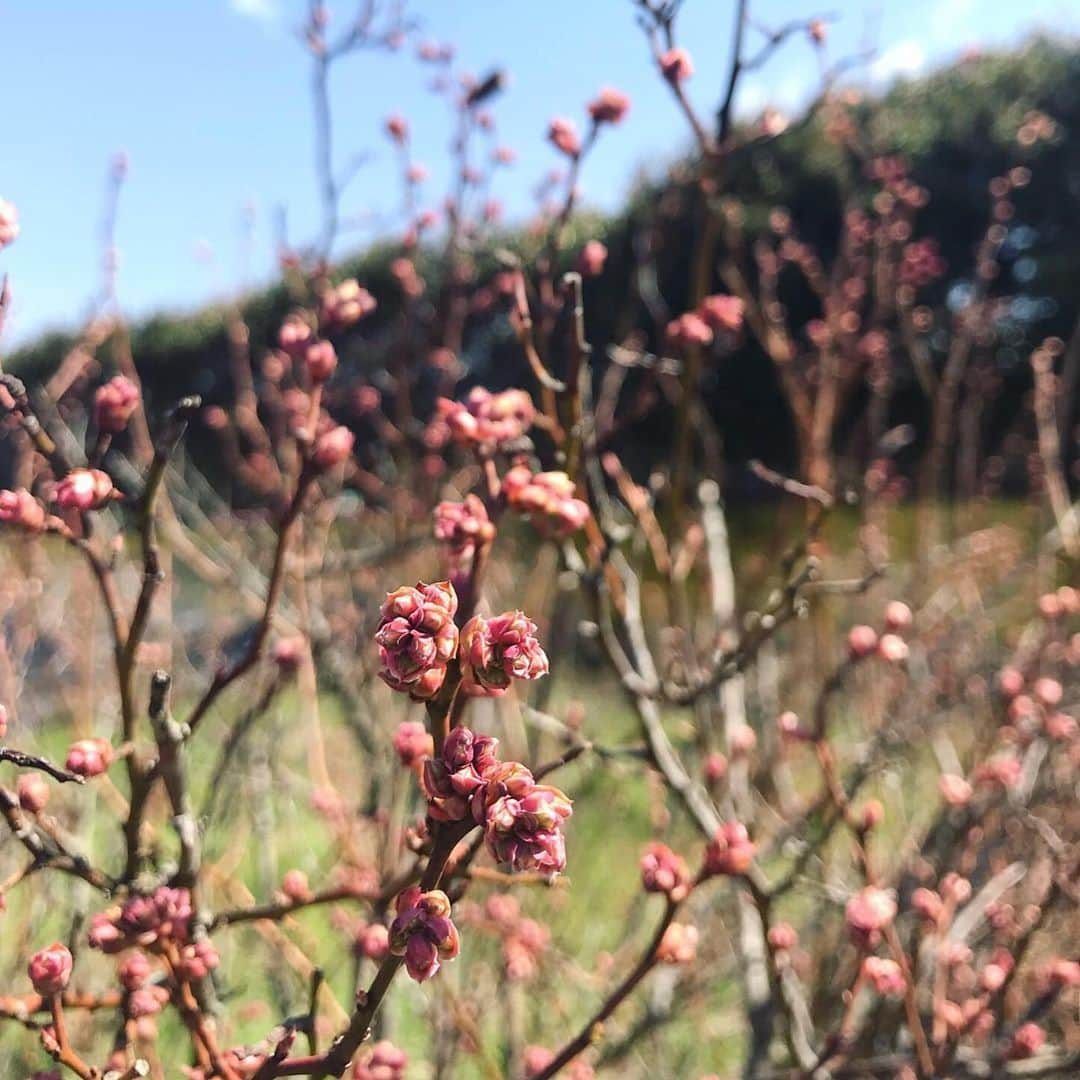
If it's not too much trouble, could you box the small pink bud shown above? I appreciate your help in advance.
[94,376,140,433]
[304,340,338,383]
[860,799,884,830]
[65,737,113,778]
[704,821,756,876]
[320,279,375,328]
[845,886,896,946]
[281,869,312,904]
[878,633,909,663]
[659,47,694,83]
[547,117,580,157]
[389,887,460,983]
[0,489,45,531]
[666,312,713,350]
[17,773,50,814]
[640,843,691,899]
[862,955,906,996]
[577,240,608,277]
[1009,1022,1045,1059]
[768,923,798,951]
[697,294,744,334]
[883,601,913,632]
[847,625,879,659]
[777,710,803,739]
[353,1040,407,1080]
[941,872,972,905]
[939,774,973,807]
[384,115,409,144]
[278,312,314,358]
[703,752,728,783]
[311,425,354,470]
[980,962,1007,992]
[0,197,20,248]
[912,887,944,924]
[587,87,631,125]
[355,922,390,961]
[729,724,757,756]
[28,943,72,996]
[393,721,433,766]
[656,921,698,964]
[1032,677,1062,708]
[1045,712,1077,740]
[271,636,305,672]
[54,469,115,512]
[119,951,153,991]
[998,666,1025,698]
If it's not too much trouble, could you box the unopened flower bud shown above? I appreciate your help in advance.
[94,376,140,433]
[311,425,354,470]
[17,773,50,814]
[65,737,113,778]
[28,944,72,996]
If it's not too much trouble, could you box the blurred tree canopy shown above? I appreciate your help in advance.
[9,37,1079,493]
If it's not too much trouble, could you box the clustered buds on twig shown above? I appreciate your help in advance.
[422,727,573,875]
[388,886,460,982]
[376,580,460,699]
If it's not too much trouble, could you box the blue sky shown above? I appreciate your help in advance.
[0,0,1076,348]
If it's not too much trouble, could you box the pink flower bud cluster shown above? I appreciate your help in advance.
[389,886,460,982]
[899,238,946,287]
[0,488,46,531]
[666,312,713,350]
[54,469,115,512]
[18,773,50,813]
[94,375,140,433]
[353,1040,408,1080]
[475,894,550,980]
[422,727,500,821]
[0,197,19,248]
[477,770,573,876]
[577,239,608,277]
[587,87,631,125]
[278,312,314,358]
[433,494,495,566]
[375,581,460,699]
[845,886,897,948]
[703,821,757,877]
[502,465,590,538]
[862,955,906,996]
[423,728,574,875]
[320,278,376,329]
[176,939,220,981]
[89,886,193,954]
[640,842,691,900]
[657,921,699,964]
[311,424,355,471]
[434,387,536,449]
[523,1047,595,1079]
[459,610,549,695]
[354,921,390,961]
[304,340,338,383]
[28,943,72,996]
[698,293,745,335]
[659,47,694,83]
[393,720,434,767]
[65,737,113,778]
[547,117,580,157]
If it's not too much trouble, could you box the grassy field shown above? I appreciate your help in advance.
[0,496,1063,1075]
